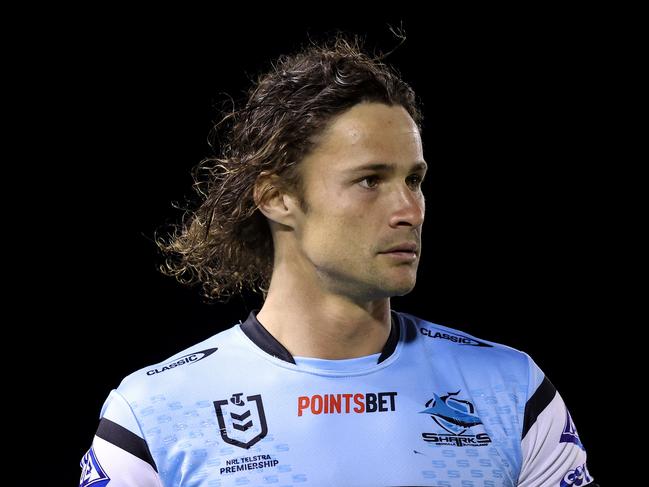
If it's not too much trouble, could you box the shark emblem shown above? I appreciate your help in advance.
[420,391,483,433]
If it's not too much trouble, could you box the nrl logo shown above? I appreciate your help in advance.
[213,393,268,449]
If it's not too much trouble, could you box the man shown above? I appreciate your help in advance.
[80,36,596,486]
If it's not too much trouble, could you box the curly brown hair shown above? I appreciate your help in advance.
[155,33,423,302]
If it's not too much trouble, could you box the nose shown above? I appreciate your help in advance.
[388,182,425,228]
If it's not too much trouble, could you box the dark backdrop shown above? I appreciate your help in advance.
[42,12,610,485]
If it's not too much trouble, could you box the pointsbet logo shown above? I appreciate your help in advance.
[297,392,397,416]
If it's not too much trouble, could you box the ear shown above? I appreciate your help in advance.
[253,171,300,227]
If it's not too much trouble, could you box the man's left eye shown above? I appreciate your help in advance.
[408,174,425,186]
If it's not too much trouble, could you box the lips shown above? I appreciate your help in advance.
[381,242,418,254]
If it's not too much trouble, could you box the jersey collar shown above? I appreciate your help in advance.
[239,309,400,365]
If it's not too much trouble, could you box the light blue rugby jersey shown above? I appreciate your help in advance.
[80,309,595,487]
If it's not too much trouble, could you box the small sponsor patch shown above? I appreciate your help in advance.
[560,462,593,487]
[79,446,110,487]
[560,410,584,450]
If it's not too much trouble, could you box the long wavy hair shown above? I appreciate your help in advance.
[155,33,423,302]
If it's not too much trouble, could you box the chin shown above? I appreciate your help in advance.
[381,279,416,297]
[389,285,416,297]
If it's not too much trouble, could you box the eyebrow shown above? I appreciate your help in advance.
[345,161,428,173]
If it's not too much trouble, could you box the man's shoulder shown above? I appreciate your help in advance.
[397,310,531,370]
[116,323,243,399]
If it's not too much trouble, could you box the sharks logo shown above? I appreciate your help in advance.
[79,447,110,487]
[560,410,585,450]
[419,391,491,447]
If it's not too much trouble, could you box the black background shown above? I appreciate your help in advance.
[34,10,615,485]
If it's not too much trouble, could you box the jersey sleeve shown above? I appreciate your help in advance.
[79,389,163,487]
[517,354,597,486]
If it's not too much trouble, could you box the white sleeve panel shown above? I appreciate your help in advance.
[518,392,593,487]
[79,437,164,487]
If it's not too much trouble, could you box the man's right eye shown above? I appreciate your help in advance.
[358,175,380,189]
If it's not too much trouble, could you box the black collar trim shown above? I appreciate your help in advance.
[239,309,401,365]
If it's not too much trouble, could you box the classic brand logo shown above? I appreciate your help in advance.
[420,391,492,447]
[419,327,492,347]
[146,348,218,375]
[213,393,268,449]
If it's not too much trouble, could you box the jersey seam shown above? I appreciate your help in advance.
[110,389,163,485]
[516,352,534,485]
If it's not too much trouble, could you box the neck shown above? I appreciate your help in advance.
[256,265,392,360]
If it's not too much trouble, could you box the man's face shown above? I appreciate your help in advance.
[294,102,426,301]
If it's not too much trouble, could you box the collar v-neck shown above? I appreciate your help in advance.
[239,308,400,365]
